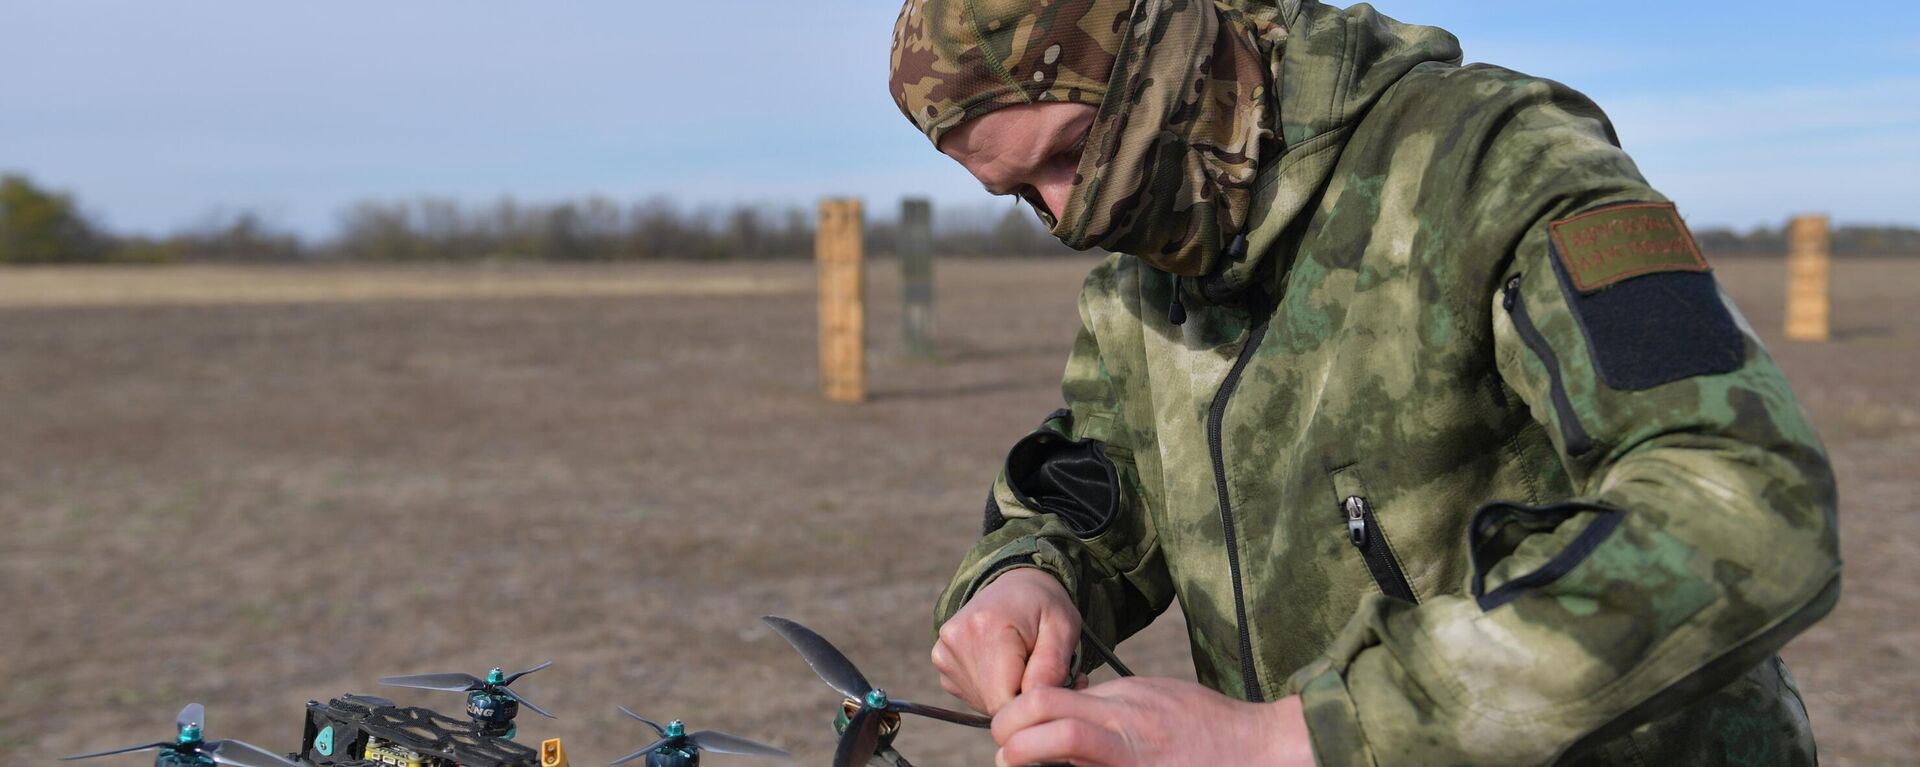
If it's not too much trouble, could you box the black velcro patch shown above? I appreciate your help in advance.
[1549,208,1745,390]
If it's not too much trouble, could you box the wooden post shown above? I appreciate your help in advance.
[899,198,935,358]
[817,199,867,402]
[1785,214,1831,342]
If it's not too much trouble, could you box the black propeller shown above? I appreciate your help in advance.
[379,661,556,718]
[762,616,988,767]
[61,702,299,767]
[608,706,790,765]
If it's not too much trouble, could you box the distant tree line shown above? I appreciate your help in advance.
[0,175,107,263]
[0,174,1077,264]
[1693,224,1920,258]
[4,172,1917,264]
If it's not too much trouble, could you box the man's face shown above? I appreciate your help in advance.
[938,103,1097,222]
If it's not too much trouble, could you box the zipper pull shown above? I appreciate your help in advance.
[1345,496,1368,547]
[1168,276,1188,326]
[1502,275,1522,310]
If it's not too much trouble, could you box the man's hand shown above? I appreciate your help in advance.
[990,678,1315,767]
[931,568,1083,715]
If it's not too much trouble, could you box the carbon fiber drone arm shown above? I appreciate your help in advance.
[868,744,915,767]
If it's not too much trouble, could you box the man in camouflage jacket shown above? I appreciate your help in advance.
[891,0,1840,764]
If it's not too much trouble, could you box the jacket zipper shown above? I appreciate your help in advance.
[1207,293,1273,702]
[1502,275,1594,455]
[1342,495,1418,602]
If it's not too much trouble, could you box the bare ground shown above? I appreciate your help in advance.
[0,258,1913,766]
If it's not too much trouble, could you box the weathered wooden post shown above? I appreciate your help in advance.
[817,198,867,402]
[1785,214,1831,342]
[899,197,935,358]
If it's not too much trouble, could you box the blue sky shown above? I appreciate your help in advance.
[2,1,1916,237]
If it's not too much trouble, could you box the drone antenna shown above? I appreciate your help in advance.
[1078,627,1134,678]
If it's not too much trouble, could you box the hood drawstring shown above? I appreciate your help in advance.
[1169,233,1249,327]
[1169,276,1188,326]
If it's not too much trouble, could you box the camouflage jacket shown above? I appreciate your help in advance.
[933,2,1841,765]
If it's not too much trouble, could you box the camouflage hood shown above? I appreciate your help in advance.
[891,1,1464,284]
[1210,0,1464,293]
[889,0,1134,146]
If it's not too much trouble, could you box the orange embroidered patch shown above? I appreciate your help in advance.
[1550,202,1708,293]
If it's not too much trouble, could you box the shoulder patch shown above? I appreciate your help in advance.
[1549,202,1707,293]
[1545,205,1747,390]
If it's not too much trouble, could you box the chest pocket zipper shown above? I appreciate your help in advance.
[1343,495,1419,603]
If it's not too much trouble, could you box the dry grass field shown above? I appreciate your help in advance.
[2,258,1914,766]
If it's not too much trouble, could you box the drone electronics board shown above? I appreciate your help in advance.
[298,694,542,767]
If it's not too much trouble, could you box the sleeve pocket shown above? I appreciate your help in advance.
[1004,421,1122,539]
[1470,500,1625,610]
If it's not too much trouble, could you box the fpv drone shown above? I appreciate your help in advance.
[62,617,1128,767]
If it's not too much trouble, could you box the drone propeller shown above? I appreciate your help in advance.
[57,743,175,762]
[762,616,988,767]
[379,661,556,718]
[176,702,205,731]
[832,706,883,767]
[61,702,299,767]
[610,706,789,765]
[618,705,670,737]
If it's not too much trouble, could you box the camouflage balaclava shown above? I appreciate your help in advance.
[890,0,1283,277]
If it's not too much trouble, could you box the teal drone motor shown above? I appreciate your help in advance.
[832,693,903,751]
[60,702,299,767]
[609,706,789,767]
[379,661,555,739]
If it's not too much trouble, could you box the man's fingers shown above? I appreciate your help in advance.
[933,613,1039,714]
[990,686,1102,746]
[937,672,964,701]
[933,570,1085,716]
[995,717,1124,767]
[1019,610,1080,693]
[931,640,955,674]
[931,640,977,709]
[972,623,1033,714]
